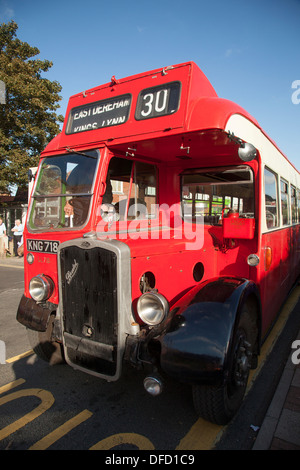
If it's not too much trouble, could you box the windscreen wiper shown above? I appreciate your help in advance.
[65,147,98,159]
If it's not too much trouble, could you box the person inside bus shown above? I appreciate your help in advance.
[64,159,96,226]
[63,197,91,227]
[99,179,120,222]
[63,200,74,227]
[102,178,113,204]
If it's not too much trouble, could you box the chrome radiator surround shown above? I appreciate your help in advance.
[58,237,132,381]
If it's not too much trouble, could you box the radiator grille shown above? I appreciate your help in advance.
[59,244,118,376]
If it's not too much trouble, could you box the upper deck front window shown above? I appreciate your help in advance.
[28,150,98,230]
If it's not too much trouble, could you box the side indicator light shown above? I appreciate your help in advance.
[264,246,272,271]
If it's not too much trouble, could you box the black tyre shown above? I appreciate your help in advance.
[192,304,257,424]
[27,316,65,365]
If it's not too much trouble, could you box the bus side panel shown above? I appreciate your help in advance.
[129,226,255,313]
[260,226,300,336]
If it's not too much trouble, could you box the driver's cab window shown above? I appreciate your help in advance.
[100,157,157,224]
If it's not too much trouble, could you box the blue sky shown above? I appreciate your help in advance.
[1,0,300,170]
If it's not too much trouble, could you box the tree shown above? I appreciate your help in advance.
[0,21,64,193]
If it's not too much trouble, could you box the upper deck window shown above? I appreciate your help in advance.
[181,166,254,224]
[28,150,98,230]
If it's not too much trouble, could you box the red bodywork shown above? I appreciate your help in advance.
[23,61,300,341]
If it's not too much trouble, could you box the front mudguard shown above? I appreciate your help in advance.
[160,277,261,387]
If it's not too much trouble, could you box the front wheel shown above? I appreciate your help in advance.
[27,315,65,365]
[192,305,256,425]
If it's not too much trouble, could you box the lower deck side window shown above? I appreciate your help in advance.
[181,166,255,224]
[264,167,279,229]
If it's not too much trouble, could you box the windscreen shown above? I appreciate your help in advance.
[28,150,98,230]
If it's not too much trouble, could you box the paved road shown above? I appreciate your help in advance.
[0,263,299,451]
[0,265,27,360]
[0,264,24,294]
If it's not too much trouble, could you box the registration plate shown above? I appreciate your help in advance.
[27,239,59,254]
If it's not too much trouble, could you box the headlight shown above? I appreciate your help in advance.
[247,254,260,266]
[29,275,54,302]
[26,252,34,264]
[137,291,169,326]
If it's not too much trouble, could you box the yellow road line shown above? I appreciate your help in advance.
[29,409,93,450]
[0,388,54,442]
[176,419,223,451]
[6,350,34,363]
[2,287,299,450]
[0,378,26,395]
[90,432,155,450]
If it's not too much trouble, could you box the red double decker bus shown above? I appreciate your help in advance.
[17,62,300,424]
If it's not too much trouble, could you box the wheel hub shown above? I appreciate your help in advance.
[234,338,252,387]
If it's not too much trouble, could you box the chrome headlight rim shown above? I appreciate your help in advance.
[247,253,260,266]
[26,252,34,264]
[29,274,54,302]
[137,291,169,326]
